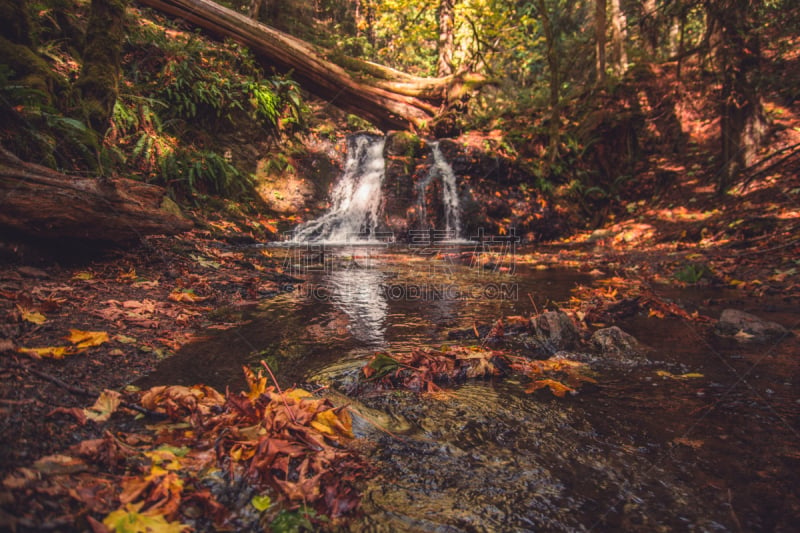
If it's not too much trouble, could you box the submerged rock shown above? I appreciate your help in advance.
[524,310,582,356]
[716,309,789,342]
[590,326,648,359]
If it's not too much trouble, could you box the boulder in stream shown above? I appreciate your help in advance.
[716,309,789,342]
[590,326,648,360]
[524,310,582,355]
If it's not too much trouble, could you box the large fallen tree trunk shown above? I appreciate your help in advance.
[0,147,193,242]
[136,0,485,131]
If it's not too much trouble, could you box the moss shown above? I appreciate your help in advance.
[0,0,32,45]
[0,36,66,102]
[74,0,128,135]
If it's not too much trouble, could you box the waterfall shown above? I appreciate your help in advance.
[293,133,386,243]
[417,141,462,239]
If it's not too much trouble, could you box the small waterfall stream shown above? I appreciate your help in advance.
[293,134,463,243]
[417,141,462,239]
[293,133,387,243]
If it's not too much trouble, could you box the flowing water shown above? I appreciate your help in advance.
[416,141,462,239]
[292,134,388,243]
[139,246,800,531]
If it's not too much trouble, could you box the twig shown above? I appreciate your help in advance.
[527,292,540,315]
[261,359,297,424]
[9,359,165,419]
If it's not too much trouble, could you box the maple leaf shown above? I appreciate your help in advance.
[17,345,72,359]
[67,329,110,350]
[243,365,269,400]
[84,389,122,423]
[525,378,575,397]
[103,502,189,533]
[311,408,354,439]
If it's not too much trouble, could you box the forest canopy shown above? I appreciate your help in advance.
[0,0,799,217]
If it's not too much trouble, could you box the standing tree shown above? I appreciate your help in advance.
[595,0,607,84]
[75,0,129,137]
[707,0,768,192]
[437,0,455,77]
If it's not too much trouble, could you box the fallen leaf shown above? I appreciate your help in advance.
[168,290,209,303]
[84,390,122,423]
[33,454,88,475]
[311,408,354,439]
[103,502,189,533]
[251,494,272,512]
[19,306,46,324]
[656,370,704,380]
[525,379,575,397]
[18,345,72,359]
[67,329,110,350]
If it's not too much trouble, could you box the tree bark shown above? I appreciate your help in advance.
[136,0,484,131]
[437,0,455,77]
[0,147,192,242]
[75,0,128,137]
[595,0,607,84]
[609,0,627,76]
[708,0,768,192]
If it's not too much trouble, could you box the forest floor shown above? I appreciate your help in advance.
[1,133,799,528]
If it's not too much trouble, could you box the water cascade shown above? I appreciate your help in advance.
[293,134,463,243]
[416,141,462,239]
[293,133,386,243]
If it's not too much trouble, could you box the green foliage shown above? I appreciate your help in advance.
[158,149,250,200]
[0,64,95,169]
[674,264,712,284]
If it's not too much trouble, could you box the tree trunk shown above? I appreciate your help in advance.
[536,0,561,164]
[708,0,768,192]
[136,0,484,131]
[0,147,192,242]
[595,0,607,84]
[75,0,128,137]
[437,0,455,77]
[609,0,627,76]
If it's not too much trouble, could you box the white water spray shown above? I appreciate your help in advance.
[417,141,462,239]
[293,134,386,243]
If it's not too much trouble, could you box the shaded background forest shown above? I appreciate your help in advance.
[1,0,799,239]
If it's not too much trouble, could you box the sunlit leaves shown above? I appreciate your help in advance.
[19,306,46,324]
[67,329,110,350]
[84,390,122,423]
[17,329,109,359]
[103,502,189,533]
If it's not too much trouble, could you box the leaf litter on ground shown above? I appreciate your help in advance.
[1,364,369,532]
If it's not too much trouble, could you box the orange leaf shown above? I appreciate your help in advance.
[525,379,575,397]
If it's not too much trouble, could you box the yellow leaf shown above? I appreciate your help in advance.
[18,307,46,324]
[656,370,704,380]
[311,408,354,438]
[103,502,190,533]
[17,345,72,359]
[285,388,313,401]
[84,389,121,422]
[168,290,209,303]
[243,366,268,400]
[72,271,94,280]
[67,329,109,349]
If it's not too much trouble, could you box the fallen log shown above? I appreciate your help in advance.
[0,147,192,242]
[136,0,487,131]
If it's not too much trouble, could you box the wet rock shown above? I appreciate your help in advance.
[716,309,789,342]
[524,311,581,356]
[590,326,647,359]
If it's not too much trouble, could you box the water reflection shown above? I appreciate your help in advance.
[323,262,388,346]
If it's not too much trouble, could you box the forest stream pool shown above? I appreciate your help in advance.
[137,245,800,531]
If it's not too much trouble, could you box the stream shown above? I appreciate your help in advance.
[137,244,800,531]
